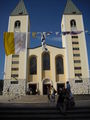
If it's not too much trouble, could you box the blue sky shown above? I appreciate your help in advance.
[0,0,90,79]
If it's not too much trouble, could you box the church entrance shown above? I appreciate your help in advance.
[43,84,51,95]
[29,84,37,95]
[43,79,52,95]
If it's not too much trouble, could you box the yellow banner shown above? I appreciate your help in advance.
[4,32,15,56]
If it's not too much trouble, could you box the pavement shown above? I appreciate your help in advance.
[0,95,90,108]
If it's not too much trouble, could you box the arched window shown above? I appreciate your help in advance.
[30,56,37,75]
[70,19,76,28]
[14,20,21,29]
[56,56,64,74]
[42,52,50,70]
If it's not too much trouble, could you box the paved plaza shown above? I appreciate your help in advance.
[0,95,90,107]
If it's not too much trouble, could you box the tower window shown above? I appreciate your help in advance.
[11,81,18,84]
[73,48,79,50]
[70,19,76,28]
[75,80,83,83]
[19,11,23,15]
[11,68,19,71]
[14,20,21,29]
[74,60,81,63]
[72,36,78,38]
[74,67,81,70]
[72,42,79,44]
[12,55,19,58]
[73,54,80,57]
[75,73,82,77]
[12,61,19,64]
[11,74,18,78]
[72,12,76,14]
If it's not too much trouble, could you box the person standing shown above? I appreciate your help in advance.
[47,86,50,102]
[66,81,71,92]
[7,86,10,101]
[30,87,32,95]
[56,87,66,114]
[50,85,56,103]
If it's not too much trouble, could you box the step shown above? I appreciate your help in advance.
[0,104,90,119]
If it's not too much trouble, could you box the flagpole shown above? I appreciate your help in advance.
[25,16,29,94]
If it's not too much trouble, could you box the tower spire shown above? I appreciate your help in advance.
[11,0,28,16]
[64,0,81,15]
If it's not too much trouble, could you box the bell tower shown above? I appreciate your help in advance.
[61,0,89,94]
[3,0,30,95]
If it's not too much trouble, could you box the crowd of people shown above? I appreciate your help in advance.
[27,87,40,95]
[56,81,75,113]
[27,81,75,114]
[47,81,75,114]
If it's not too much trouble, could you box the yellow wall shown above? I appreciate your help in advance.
[28,45,66,88]
[56,74,66,83]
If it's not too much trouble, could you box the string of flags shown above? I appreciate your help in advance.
[31,31,83,52]
[32,30,90,38]
[32,30,90,51]
[3,30,90,56]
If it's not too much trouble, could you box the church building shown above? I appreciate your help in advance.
[3,0,89,95]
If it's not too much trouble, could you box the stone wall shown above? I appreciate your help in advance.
[69,78,90,94]
[3,79,26,96]
[3,79,90,95]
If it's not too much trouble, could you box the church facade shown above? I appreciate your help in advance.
[3,0,89,95]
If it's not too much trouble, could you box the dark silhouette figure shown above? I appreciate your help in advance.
[56,86,75,114]
[50,85,56,103]
[47,86,50,102]
[56,87,66,114]
[66,81,71,92]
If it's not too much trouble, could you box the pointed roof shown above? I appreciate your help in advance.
[64,0,81,15]
[11,0,28,16]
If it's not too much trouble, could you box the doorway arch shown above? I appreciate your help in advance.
[43,79,53,95]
